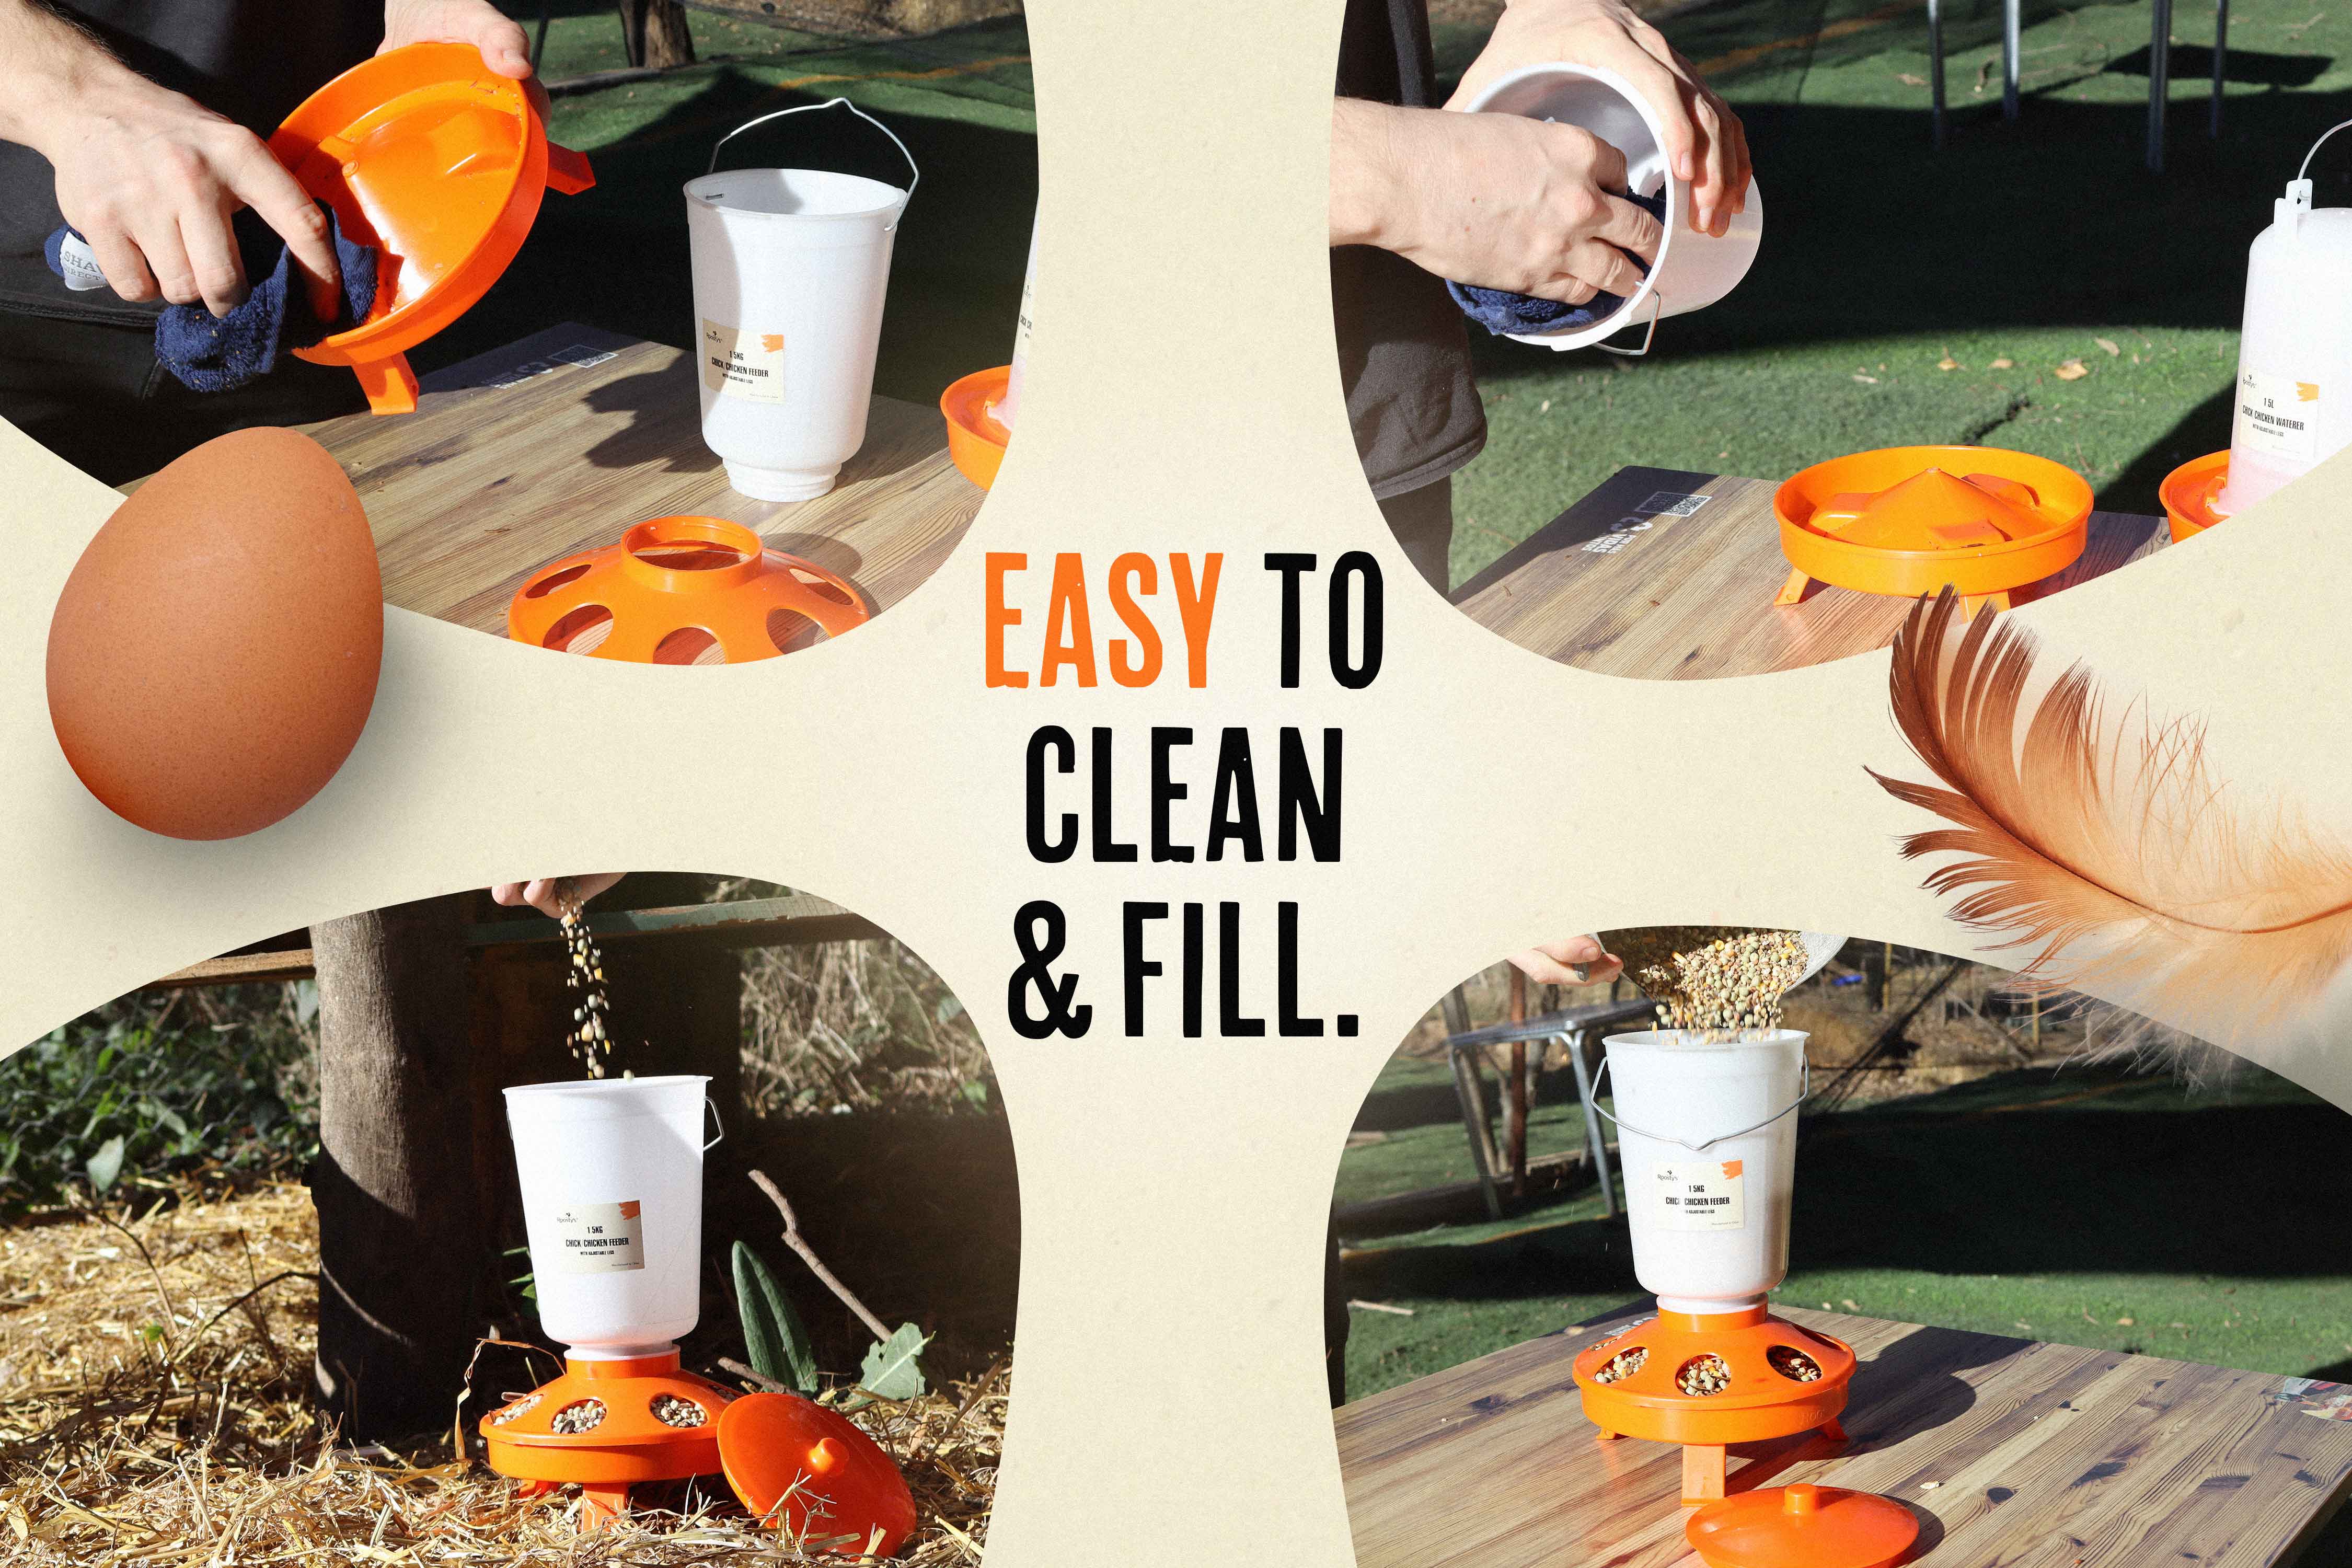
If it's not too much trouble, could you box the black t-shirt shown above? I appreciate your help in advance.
[0,2,378,325]
[1333,0,1485,498]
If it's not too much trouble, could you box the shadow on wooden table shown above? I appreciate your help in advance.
[582,368,724,474]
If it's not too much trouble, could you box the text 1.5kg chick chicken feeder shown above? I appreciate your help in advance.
[508,516,870,664]
[1577,1030,1915,1567]
[270,43,593,415]
[1773,446,2092,617]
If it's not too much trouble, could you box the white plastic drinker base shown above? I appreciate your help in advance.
[724,461,840,503]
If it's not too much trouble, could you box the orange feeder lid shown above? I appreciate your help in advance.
[1575,1307,1855,1448]
[1687,1483,1920,1568]
[269,42,595,416]
[941,366,1011,489]
[508,515,870,663]
[2160,450,2230,542]
[1774,446,2092,609]
[718,1392,919,1556]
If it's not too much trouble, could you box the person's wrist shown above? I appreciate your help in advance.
[4,40,140,154]
[1331,98,1402,249]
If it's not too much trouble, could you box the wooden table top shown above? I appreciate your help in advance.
[1453,466,2169,680]
[1338,1302,2352,1567]
[287,324,983,636]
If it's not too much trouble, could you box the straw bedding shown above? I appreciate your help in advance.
[1,1185,1001,1565]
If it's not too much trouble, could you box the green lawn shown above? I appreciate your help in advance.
[1339,1056,2352,1399]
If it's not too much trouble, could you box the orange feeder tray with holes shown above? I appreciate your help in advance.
[1773,445,2093,618]
[479,1351,736,1527]
[1576,1306,1857,1508]
[508,515,870,663]
[269,42,595,416]
[2161,450,2231,541]
[941,366,1011,489]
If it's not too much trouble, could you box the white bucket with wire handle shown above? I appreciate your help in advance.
[1597,1031,1806,1315]
[1459,63,1763,355]
[504,1075,722,1358]
[685,98,917,502]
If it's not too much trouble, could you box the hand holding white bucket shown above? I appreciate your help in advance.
[686,99,918,502]
[1457,63,1762,355]
[505,1075,723,1359]
[1597,1031,1807,1316]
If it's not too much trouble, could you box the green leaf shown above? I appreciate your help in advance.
[86,1136,125,1194]
[857,1323,929,1400]
[733,1242,821,1393]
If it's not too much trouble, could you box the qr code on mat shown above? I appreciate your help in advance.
[1636,492,1711,516]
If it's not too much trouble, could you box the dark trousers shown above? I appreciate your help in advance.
[1379,476,1454,596]
[0,308,367,485]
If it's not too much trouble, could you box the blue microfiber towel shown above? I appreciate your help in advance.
[48,204,377,393]
[1447,186,1669,338]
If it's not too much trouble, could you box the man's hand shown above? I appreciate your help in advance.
[1333,99,1663,305]
[1450,0,1750,237]
[491,873,626,920]
[1510,936,1624,987]
[382,1,534,79]
[0,0,339,316]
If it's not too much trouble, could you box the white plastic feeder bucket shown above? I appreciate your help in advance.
[685,99,918,502]
[504,1075,721,1359]
[1458,63,1763,355]
[1598,1030,1807,1316]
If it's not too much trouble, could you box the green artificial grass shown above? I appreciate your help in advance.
[1338,1056,2352,1402]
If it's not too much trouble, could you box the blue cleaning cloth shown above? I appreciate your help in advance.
[1447,186,1669,338]
[48,204,377,393]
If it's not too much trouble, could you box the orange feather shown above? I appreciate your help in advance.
[1867,590,2352,1046]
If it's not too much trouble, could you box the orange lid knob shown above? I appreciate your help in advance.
[717,1392,917,1557]
[1686,1484,1919,1568]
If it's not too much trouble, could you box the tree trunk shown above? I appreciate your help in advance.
[311,896,483,1443]
[620,0,697,69]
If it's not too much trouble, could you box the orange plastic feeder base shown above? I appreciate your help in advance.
[2160,451,2231,542]
[508,515,870,663]
[1773,445,2092,618]
[1687,1481,1920,1568]
[270,43,594,415]
[480,1351,737,1530]
[941,366,1010,490]
[1575,1307,1854,1506]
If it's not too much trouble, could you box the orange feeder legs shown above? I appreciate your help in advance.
[1772,445,2092,618]
[479,1352,737,1529]
[1574,1307,1855,1507]
[941,366,1011,490]
[508,516,870,664]
[270,43,595,415]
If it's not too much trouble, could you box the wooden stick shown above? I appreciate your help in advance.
[718,1356,798,1394]
[747,1169,893,1344]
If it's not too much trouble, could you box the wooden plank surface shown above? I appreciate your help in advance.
[1454,467,2168,679]
[290,324,982,636]
[1338,1304,2352,1568]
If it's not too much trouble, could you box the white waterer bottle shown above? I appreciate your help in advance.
[993,210,1038,431]
[2218,121,2352,517]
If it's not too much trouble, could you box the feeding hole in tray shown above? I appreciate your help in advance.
[652,626,724,666]
[635,541,748,572]
[649,1393,709,1428]
[523,562,591,598]
[790,568,855,607]
[542,603,613,654]
[768,607,828,655]
[1676,1354,1732,1397]
[550,1398,607,1435]
[487,1392,543,1425]
[1767,1345,1825,1383]
[1593,1345,1650,1385]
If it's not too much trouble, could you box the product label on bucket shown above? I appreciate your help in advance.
[1646,1160,1746,1232]
[545,1200,645,1273]
[2233,369,2319,462]
[701,319,787,403]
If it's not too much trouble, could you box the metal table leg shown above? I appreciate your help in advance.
[2003,0,2022,120]
[1928,0,1947,148]
[2211,0,2229,139]
[2150,0,2174,171]
[1562,1029,1618,1220]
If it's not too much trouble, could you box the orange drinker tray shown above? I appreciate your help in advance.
[941,365,1011,490]
[270,42,594,415]
[509,516,870,663]
[1773,445,2092,616]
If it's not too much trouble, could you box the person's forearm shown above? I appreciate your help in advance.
[0,0,133,152]
[1332,97,1401,249]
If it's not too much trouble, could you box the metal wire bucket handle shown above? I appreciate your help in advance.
[1593,287,1663,357]
[704,1096,725,1152]
[1589,1055,1809,1152]
[708,98,920,228]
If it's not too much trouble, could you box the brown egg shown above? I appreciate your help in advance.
[46,428,382,840]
